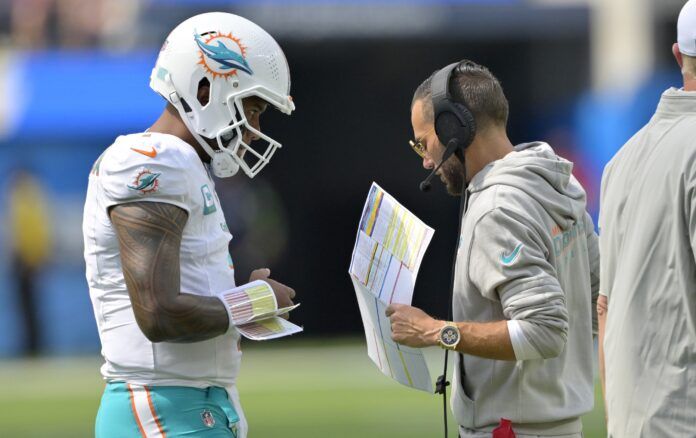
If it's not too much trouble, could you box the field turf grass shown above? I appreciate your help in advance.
[0,338,607,437]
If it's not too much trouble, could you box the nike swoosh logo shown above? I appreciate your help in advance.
[131,146,157,158]
[500,243,524,265]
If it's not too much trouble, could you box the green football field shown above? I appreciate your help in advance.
[0,339,607,437]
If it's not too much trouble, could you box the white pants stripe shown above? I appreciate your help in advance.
[127,384,166,438]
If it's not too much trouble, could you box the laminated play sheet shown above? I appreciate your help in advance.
[219,280,302,341]
[349,183,434,392]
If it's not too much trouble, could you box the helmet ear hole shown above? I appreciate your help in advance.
[197,77,211,106]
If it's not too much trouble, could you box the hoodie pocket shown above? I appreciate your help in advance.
[452,381,476,427]
[452,354,476,427]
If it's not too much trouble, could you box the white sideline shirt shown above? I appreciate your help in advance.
[83,132,241,388]
[599,88,696,437]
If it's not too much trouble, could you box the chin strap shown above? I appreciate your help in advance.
[168,90,240,178]
[211,151,240,178]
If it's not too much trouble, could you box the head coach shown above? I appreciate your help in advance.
[386,60,600,437]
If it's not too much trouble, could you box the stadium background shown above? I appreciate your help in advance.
[0,0,684,436]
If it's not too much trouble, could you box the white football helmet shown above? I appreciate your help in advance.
[150,12,295,178]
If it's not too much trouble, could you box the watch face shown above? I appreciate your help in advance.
[441,326,459,347]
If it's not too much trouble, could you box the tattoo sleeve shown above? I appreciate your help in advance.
[110,202,230,343]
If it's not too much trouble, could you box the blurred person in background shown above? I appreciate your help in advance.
[83,12,296,438]
[387,60,599,437]
[10,0,141,49]
[598,0,696,436]
[8,168,52,356]
[9,0,53,48]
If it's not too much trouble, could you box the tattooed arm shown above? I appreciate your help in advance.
[110,201,229,343]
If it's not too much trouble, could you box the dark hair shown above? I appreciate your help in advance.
[411,60,509,131]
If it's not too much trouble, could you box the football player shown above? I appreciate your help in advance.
[83,12,296,438]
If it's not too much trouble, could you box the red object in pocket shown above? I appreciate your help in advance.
[492,418,516,438]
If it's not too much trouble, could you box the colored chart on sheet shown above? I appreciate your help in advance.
[237,317,303,341]
[349,183,434,305]
[220,281,277,325]
[349,183,434,392]
[218,280,303,340]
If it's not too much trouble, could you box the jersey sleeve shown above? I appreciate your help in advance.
[99,144,192,214]
[468,207,569,360]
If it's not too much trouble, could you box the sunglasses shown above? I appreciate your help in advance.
[408,127,435,158]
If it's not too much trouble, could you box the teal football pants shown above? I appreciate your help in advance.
[96,382,240,437]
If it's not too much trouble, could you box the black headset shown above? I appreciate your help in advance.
[418,60,478,192]
[431,61,477,153]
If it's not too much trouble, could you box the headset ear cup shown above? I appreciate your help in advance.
[435,111,462,146]
[431,62,478,152]
[435,104,477,151]
[453,102,477,149]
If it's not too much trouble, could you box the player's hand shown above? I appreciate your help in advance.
[386,304,441,348]
[249,268,296,316]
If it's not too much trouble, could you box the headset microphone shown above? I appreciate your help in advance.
[419,139,461,192]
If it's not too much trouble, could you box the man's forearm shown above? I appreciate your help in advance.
[453,320,516,361]
[140,293,230,343]
[387,304,516,359]
[597,295,608,417]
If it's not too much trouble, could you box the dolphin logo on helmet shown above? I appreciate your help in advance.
[194,31,254,76]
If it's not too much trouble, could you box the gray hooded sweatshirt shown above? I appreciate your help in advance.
[451,142,599,435]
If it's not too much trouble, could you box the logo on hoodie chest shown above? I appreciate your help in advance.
[551,221,581,260]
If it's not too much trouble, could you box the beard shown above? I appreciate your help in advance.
[438,156,465,196]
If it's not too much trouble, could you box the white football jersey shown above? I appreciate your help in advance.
[83,132,241,388]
